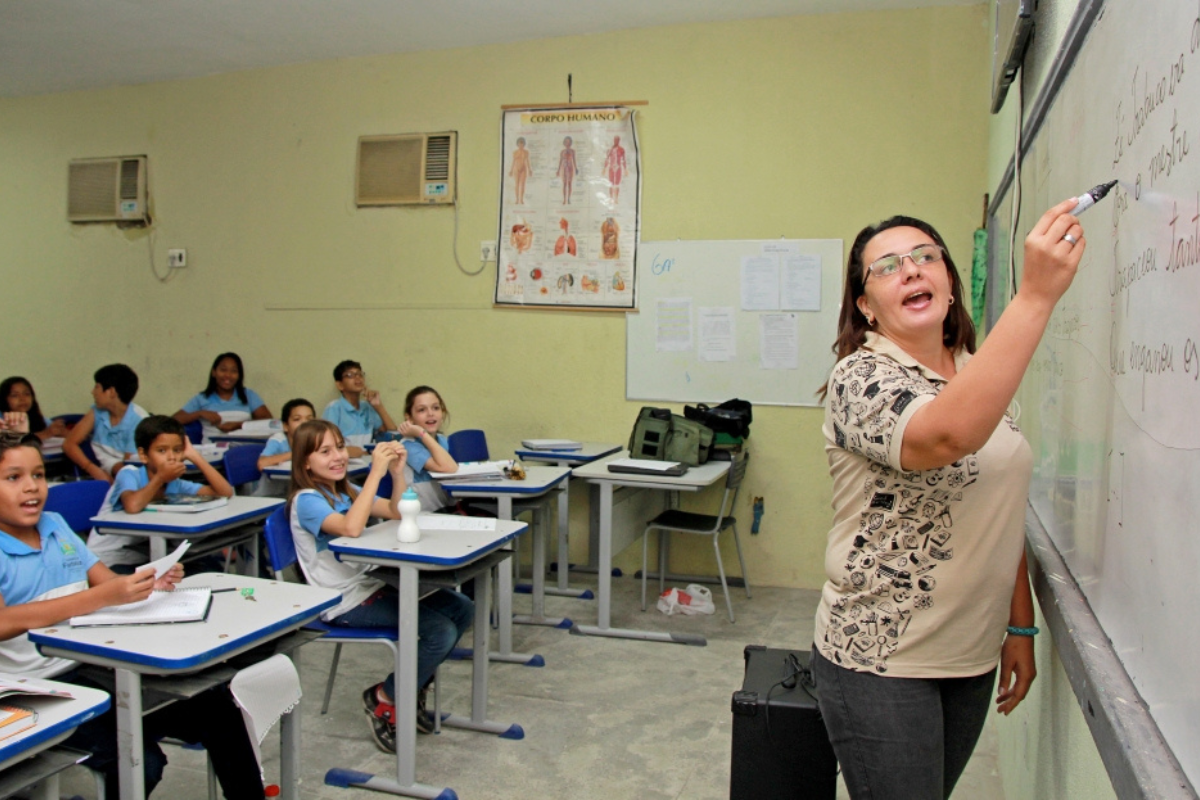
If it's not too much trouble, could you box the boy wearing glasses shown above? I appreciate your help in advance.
[322,360,399,456]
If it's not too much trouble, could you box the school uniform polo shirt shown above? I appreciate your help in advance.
[814,333,1033,679]
[260,433,289,458]
[0,513,99,677]
[90,403,148,470]
[291,488,382,620]
[322,397,383,446]
[183,389,266,441]
[86,466,202,567]
[401,434,452,511]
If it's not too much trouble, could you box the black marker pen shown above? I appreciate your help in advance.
[1068,180,1117,216]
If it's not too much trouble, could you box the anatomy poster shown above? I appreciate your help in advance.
[495,106,640,310]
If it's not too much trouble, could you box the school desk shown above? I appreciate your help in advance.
[90,495,282,566]
[262,456,372,481]
[0,676,110,800]
[440,466,571,650]
[513,442,621,597]
[207,430,278,445]
[326,516,526,800]
[30,573,339,800]
[568,453,730,645]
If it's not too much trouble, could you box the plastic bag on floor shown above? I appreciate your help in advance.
[656,584,716,616]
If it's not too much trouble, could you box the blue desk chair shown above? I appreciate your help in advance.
[263,506,398,715]
[447,429,489,462]
[184,420,204,444]
[641,452,752,622]
[50,413,84,429]
[45,481,109,533]
[223,443,266,491]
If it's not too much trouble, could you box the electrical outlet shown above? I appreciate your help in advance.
[480,241,497,262]
[167,248,187,269]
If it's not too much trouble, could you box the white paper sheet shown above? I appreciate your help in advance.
[782,254,822,311]
[655,298,693,352]
[760,313,799,370]
[140,541,191,579]
[416,514,497,531]
[741,256,780,310]
[697,307,736,362]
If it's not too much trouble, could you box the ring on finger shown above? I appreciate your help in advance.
[1062,232,1078,245]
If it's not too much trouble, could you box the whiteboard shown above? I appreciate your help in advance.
[626,239,843,406]
[999,0,1200,786]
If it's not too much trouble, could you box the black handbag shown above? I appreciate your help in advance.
[684,398,752,439]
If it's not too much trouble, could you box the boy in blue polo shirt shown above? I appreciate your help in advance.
[62,363,147,482]
[88,415,234,570]
[0,428,263,798]
[322,360,398,456]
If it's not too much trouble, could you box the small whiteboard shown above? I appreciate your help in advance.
[627,239,843,407]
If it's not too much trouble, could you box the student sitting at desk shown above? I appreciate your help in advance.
[173,352,273,442]
[256,398,316,470]
[0,428,264,799]
[62,364,147,483]
[397,385,457,513]
[89,416,235,572]
[0,376,67,443]
[288,420,472,751]
[322,360,398,457]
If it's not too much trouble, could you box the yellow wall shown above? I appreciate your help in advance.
[987,1,1117,796]
[0,5,989,585]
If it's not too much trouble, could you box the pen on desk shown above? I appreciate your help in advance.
[1068,180,1117,216]
[210,587,238,594]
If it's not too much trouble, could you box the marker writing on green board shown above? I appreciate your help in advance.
[1068,180,1117,216]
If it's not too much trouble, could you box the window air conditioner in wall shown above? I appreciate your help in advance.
[355,132,457,206]
[67,156,148,223]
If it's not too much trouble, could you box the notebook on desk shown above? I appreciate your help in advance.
[69,587,213,627]
[521,439,583,451]
[606,458,689,477]
[146,495,228,513]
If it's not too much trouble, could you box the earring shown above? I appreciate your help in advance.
[948,296,955,305]
[865,313,875,326]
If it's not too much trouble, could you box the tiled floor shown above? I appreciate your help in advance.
[55,572,1004,799]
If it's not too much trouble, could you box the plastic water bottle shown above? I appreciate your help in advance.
[397,486,422,543]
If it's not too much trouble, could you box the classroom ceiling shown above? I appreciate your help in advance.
[0,0,979,98]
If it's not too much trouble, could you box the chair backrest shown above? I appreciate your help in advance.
[262,505,298,575]
[717,452,750,520]
[223,443,266,487]
[183,420,204,444]
[448,429,489,462]
[51,413,84,430]
[375,472,393,499]
[45,480,110,534]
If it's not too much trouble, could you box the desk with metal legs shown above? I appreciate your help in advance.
[568,453,730,646]
[326,516,528,799]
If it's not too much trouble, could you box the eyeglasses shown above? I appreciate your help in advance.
[866,244,944,278]
[341,370,365,380]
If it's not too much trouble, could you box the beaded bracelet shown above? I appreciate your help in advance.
[1006,625,1039,636]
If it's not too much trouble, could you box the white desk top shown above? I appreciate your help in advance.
[329,515,528,569]
[571,451,730,489]
[30,574,339,674]
[262,457,371,480]
[208,430,278,443]
[90,496,282,535]
[438,465,571,497]
[514,442,622,465]
[0,676,110,772]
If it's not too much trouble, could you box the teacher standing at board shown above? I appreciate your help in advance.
[812,199,1085,799]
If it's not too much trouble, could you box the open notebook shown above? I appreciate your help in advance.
[69,587,213,627]
[146,495,228,513]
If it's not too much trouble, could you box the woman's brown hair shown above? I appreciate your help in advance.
[287,420,358,509]
[818,215,977,401]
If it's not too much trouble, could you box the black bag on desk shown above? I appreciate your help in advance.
[628,407,713,466]
[730,645,837,800]
[684,398,753,439]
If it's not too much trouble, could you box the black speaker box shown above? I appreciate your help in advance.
[729,645,838,799]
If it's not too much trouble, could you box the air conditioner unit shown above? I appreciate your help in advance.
[355,132,456,206]
[67,156,148,223]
